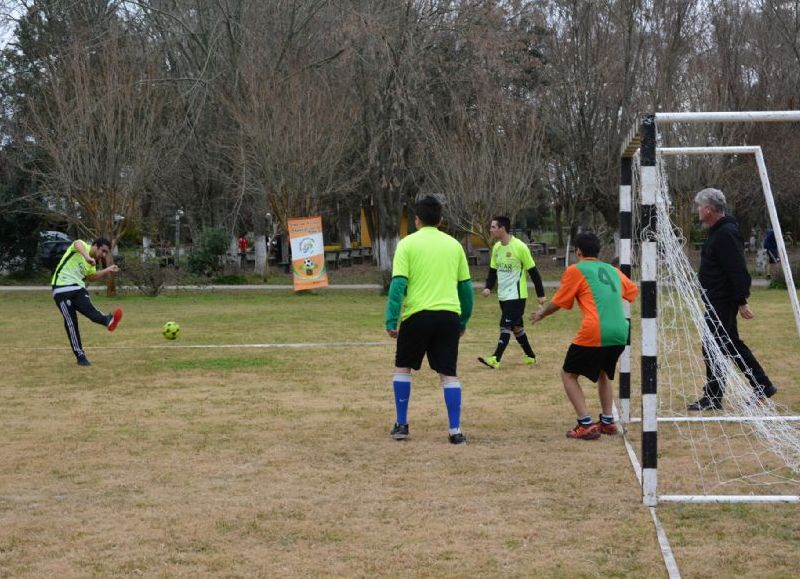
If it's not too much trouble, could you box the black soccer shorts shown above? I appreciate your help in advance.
[563,343,625,382]
[498,299,526,329]
[395,310,461,376]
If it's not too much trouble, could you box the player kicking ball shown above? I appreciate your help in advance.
[51,237,123,366]
[530,233,638,440]
[478,216,545,369]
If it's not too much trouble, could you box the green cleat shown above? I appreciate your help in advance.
[524,355,537,366]
[478,355,500,369]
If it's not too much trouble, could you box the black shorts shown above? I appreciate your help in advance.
[563,344,625,382]
[395,310,461,376]
[498,299,526,329]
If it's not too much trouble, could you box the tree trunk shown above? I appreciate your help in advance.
[142,235,154,259]
[555,206,564,247]
[374,234,399,272]
[105,252,117,297]
[253,210,268,276]
[254,234,267,276]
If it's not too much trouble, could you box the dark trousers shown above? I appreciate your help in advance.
[702,299,773,400]
[53,288,108,359]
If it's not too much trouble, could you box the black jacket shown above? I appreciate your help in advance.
[698,216,751,305]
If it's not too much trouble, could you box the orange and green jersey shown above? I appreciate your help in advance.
[551,258,638,347]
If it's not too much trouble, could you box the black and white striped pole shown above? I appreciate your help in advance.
[639,113,658,506]
[619,156,633,425]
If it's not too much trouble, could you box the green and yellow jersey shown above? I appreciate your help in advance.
[51,240,96,289]
[490,236,536,301]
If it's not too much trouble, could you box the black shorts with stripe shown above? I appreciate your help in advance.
[562,344,625,382]
[498,299,526,329]
[395,310,461,376]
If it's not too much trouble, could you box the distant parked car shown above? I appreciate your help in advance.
[38,231,73,271]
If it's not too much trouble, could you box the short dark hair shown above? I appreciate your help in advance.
[93,237,111,249]
[492,216,511,233]
[574,232,600,258]
[415,195,442,227]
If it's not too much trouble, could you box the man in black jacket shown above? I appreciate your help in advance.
[688,188,777,411]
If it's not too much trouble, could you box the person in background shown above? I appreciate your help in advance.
[238,234,249,269]
[763,228,779,280]
[687,188,777,411]
[478,216,545,369]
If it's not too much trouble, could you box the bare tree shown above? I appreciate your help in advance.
[25,24,172,293]
[421,100,544,247]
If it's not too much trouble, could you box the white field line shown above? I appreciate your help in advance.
[614,402,682,579]
[23,341,393,351]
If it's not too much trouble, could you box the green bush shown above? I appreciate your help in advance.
[120,257,169,296]
[768,262,800,289]
[187,227,229,277]
[213,274,248,285]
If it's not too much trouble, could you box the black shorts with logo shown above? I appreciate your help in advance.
[395,310,461,376]
[498,299,526,329]
[563,344,625,382]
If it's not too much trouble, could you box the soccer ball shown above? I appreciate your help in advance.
[162,321,180,340]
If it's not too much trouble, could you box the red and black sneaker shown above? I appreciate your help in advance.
[595,421,619,435]
[107,308,123,332]
[566,422,601,440]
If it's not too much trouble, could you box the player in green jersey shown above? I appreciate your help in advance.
[385,195,474,444]
[51,238,123,366]
[478,216,545,369]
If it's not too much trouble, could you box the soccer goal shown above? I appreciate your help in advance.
[619,111,800,506]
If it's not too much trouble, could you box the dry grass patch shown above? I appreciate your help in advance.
[0,289,797,576]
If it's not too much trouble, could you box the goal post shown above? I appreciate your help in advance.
[619,111,800,506]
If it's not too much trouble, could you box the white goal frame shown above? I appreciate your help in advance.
[619,111,800,506]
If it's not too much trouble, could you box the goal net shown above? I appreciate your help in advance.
[623,120,800,503]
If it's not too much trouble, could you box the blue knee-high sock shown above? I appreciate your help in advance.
[393,373,411,425]
[443,380,462,433]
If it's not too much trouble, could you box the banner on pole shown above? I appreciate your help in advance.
[288,216,328,291]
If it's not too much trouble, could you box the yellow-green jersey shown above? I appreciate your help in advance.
[51,240,97,289]
[490,236,535,301]
[391,226,471,320]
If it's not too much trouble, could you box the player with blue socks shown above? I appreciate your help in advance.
[385,195,473,444]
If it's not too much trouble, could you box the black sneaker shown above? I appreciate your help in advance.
[687,396,721,411]
[757,384,778,400]
[748,384,778,406]
[76,357,91,367]
[390,423,409,440]
[448,432,467,445]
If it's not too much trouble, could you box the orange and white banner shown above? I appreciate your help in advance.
[288,216,328,291]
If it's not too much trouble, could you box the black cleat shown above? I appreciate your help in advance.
[390,423,409,440]
[77,356,91,367]
[758,384,778,400]
[687,396,721,411]
[448,432,467,445]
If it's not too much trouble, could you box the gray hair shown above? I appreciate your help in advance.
[694,188,727,213]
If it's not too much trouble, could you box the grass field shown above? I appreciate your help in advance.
[1,287,798,577]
